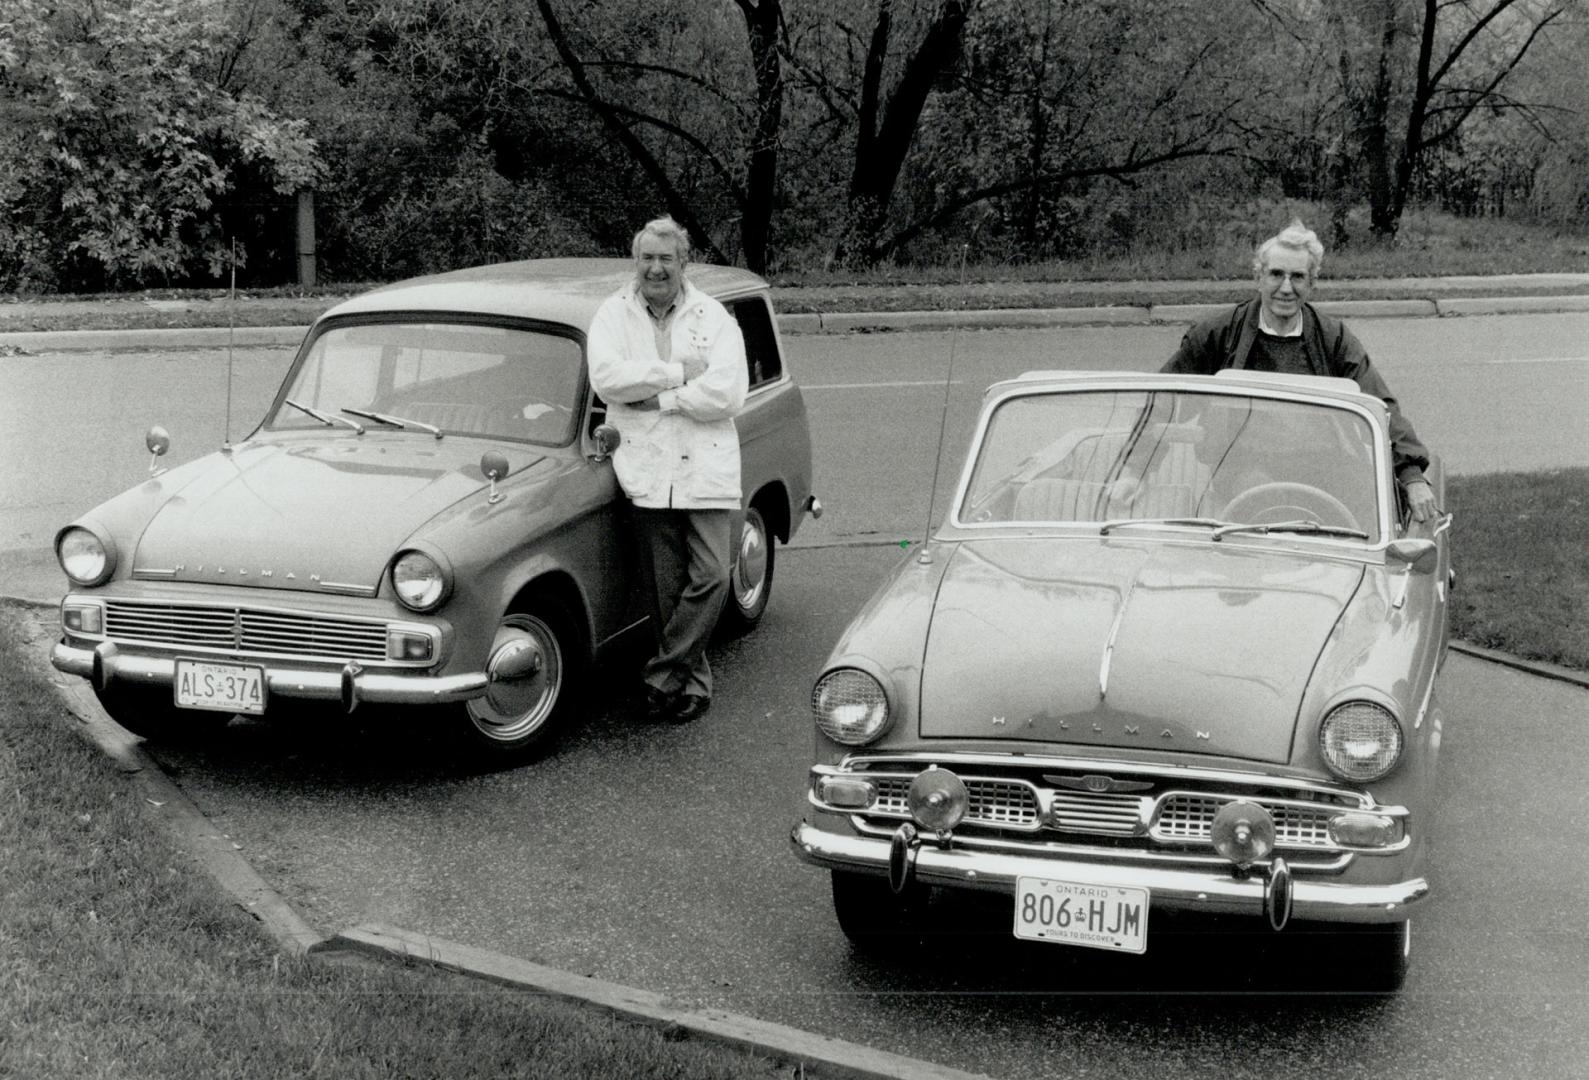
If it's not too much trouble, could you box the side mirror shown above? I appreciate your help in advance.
[1386,538,1437,574]
[590,423,621,464]
[145,425,170,475]
[480,451,511,505]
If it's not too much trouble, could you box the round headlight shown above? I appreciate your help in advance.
[1319,701,1404,782]
[811,668,891,746]
[392,550,447,611]
[58,527,113,586]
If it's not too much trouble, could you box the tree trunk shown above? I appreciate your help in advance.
[739,0,783,273]
[831,0,973,267]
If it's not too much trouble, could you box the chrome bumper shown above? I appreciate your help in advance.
[790,821,1427,925]
[52,640,488,709]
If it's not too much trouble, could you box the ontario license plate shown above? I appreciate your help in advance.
[1014,876,1149,954]
[174,659,266,715]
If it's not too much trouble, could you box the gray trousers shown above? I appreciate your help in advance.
[634,506,733,698]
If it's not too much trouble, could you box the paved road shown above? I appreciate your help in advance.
[5,312,1586,603]
[8,311,1588,1077]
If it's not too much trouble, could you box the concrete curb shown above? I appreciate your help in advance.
[324,924,993,1080]
[1447,640,1589,689]
[3,292,1585,349]
[1435,294,1589,317]
[10,600,989,1080]
[0,325,310,352]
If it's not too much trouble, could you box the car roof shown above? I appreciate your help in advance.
[991,369,1378,408]
[318,258,769,329]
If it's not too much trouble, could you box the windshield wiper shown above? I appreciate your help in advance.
[341,407,442,438]
[284,398,363,434]
[1212,519,1369,541]
[1099,517,1231,536]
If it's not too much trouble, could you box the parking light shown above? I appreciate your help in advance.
[62,601,104,636]
[816,776,876,810]
[1329,812,1403,848]
[387,628,435,662]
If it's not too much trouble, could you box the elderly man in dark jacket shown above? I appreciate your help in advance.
[1164,220,1438,522]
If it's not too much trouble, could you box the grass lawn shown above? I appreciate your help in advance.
[1448,468,1589,671]
[0,606,784,1080]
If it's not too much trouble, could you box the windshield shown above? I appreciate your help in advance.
[960,388,1383,542]
[270,321,583,445]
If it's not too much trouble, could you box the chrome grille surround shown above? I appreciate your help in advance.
[812,751,1399,863]
[97,598,434,666]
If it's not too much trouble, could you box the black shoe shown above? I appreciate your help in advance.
[669,693,710,724]
[644,686,676,720]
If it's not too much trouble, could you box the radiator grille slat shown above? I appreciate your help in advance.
[104,600,390,662]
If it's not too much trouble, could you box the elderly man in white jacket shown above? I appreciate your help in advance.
[587,217,749,723]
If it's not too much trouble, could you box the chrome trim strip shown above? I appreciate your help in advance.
[317,581,378,597]
[1099,579,1133,699]
[133,568,179,580]
[51,642,486,705]
[791,823,1427,924]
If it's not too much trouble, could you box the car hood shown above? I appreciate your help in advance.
[133,436,543,593]
[918,538,1365,764]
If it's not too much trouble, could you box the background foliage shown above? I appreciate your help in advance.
[1,0,1584,291]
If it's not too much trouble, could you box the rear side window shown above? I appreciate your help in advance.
[730,297,783,389]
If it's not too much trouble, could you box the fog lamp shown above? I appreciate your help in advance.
[816,776,876,810]
[1210,801,1276,868]
[907,768,969,835]
[62,602,104,636]
[386,628,435,662]
[1329,812,1402,848]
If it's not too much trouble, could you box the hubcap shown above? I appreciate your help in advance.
[468,615,562,743]
[734,512,768,612]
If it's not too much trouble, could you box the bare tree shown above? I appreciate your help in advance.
[534,0,786,270]
[1321,0,1576,238]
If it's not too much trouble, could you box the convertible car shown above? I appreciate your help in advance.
[791,368,1451,990]
[51,259,817,761]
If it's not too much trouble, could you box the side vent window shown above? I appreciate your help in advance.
[730,297,782,390]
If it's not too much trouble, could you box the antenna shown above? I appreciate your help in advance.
[222,237,236,454]
[917,244,970,565]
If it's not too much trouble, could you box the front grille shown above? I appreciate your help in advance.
[836,763,1355,855]
[1152,793,1336,849]
[1050,790,1143,836]
[104,600,391,663]
[872,775,1041,829]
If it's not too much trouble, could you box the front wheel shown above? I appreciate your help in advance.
[1293,919,1411,992]
[830,870,932,956]
[455,607,582,762]
[93,684,227,743]
[719,503,775,636]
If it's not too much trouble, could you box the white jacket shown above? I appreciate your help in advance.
[586,281,749,510]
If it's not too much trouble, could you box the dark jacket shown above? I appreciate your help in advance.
[1163,299,1430,483]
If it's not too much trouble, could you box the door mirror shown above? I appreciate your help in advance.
[480,451,511,504]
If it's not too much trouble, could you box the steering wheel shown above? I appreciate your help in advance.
[1221,481,1359,530]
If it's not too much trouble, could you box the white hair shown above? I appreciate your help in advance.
[631,216,691,262]
[1253,219,1324,277]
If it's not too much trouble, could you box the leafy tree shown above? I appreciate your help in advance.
[0,0,322,291]
[1303,0,1579,238]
